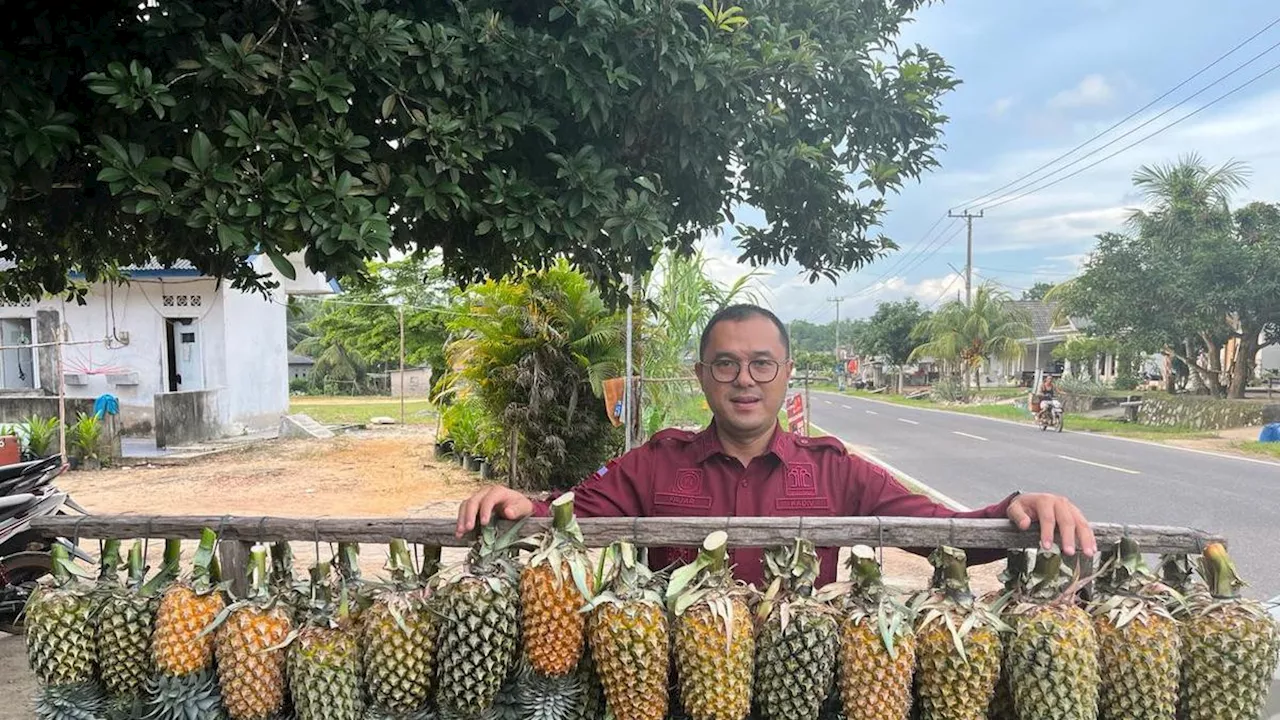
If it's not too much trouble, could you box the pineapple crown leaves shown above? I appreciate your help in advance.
[1159,552,1198,591]
[138,538,183,598]
[1198,542,1247,599]
[525,493,594,601]
[96,538,124,585]
[583,541,664,612]
[838,546,917,659]
[911,546,1010,661]
[197,545,279,639]
[755,539,835,630]
[47,543,94,587]
[664,531,738,617]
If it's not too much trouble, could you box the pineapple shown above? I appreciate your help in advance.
[435,522,525,718]
[362,540,441,716]
[667,531,754,720]
[1005,546,1099,720]
[145,528,228,720]
[1160,553,1211,618]
[97,539,178,713]
[754,539,839,720]
[289,561,364,720]
[1176,543,1280,720]
[837,545,916,720]
[25,543,97,687]
[987,549,1033,720]
[215,545,293,720]
[33,682,107,720]
[1086,538,1180,720]
[586,541,670,720]
[910,546,1006,720]
[521,492,593,678]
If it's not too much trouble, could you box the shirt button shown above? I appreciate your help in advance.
[797,438,809,445]
[740,478,748,487]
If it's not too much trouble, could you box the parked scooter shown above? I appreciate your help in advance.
[0,455,90,634]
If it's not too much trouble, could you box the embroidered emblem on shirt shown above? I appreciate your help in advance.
[656,468,713,509]
[775,497,832,511]
[784,463,817,496]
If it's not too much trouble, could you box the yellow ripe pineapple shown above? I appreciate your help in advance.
[586,541,670,720]
[911,546,1006,720]
[1088,538,1180,720]
[151,529,226,677]
[1177,543,1280,720]
[667,531,754,720]
[145,528,228,720]
[1004,546,1099,720]
[521,492,594,678]
[837,546,917,720]
[214,545,293,720]
[754,539,839,720]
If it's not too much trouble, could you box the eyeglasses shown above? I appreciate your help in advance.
[699,358,786,384]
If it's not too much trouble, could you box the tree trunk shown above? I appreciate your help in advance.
[1227,326,1259,399]
[1162,350,1177,394]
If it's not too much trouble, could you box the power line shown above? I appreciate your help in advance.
[927,274,964,309]
[842,220,964,303]
[952,13,1280,212]
[980,56,1280,212]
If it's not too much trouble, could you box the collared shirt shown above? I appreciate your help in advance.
[533,423,1017,586]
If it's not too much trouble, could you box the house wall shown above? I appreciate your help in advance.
[1258,344,1280,376]
[220,284,289,431]
[389,368,433,398]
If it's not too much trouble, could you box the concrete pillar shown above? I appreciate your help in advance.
[35,309,60,395]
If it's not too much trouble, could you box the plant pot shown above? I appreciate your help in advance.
[81,457,101,471]
[434,441,453,460]
[465,455,482,472]
[457,452,470,467]
[479,460,495,480]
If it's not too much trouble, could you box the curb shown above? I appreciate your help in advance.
[807,422,970,512]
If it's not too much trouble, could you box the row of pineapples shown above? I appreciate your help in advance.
[23,492,1280,720]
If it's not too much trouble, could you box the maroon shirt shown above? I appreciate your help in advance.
[533,423,1017,586]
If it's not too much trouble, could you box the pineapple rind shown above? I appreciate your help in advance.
[755,608,838,720]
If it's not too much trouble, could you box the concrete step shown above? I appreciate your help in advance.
[279,413,335,440]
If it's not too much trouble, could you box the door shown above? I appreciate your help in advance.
[165,318,203,391]
[0,318,34,390]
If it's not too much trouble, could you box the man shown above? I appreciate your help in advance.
[457,304,1096,585]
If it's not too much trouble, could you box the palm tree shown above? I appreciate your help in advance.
[910,284,1032,390]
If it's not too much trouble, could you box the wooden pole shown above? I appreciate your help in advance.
[28,514,1224,555]
[398,305,405,425]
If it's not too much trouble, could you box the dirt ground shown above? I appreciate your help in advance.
[0,426,1004,718]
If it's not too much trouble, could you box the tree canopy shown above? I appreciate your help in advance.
[1,0,958,302]
[1020,281,1055,301]
[1056,155,1280,397]
[859,298,930,369]
[910,284,1030,389]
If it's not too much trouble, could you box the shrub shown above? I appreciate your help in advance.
[931,378,970,403]
[1112,372,1140,391]
[289,377,311,394]
[441,397,482,455]
[69,412,103,461]
[1058,376,1110,396]
[22,415,60,458]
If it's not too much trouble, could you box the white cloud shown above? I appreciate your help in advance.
[990,97,1017,117]
[1048,74,1115,110]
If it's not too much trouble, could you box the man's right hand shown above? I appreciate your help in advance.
[455,485,534,537]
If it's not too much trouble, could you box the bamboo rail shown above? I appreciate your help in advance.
[29,515,1224,554]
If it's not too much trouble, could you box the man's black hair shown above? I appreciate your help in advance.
[698,304,791,360]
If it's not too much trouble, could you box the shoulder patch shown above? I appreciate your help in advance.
[796,433,849,454]
[646,427,699,447]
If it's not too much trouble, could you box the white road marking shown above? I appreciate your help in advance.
[897,418,919,425]
[823,399,832,404]
[841,404,852,409]
[1058,454,1140,475]
[865,410,878,415]
[953,431,989,442]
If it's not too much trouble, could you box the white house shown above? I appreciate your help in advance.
[0,254,334,445]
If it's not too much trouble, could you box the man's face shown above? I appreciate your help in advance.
[696,315,793,438]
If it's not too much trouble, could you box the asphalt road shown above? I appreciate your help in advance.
[807,391,1280,601]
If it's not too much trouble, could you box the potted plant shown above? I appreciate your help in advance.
[69,412,104,470]
[21,414,60,460]
[441,397,481,470]
[479,458,496,480]
[465,454,482,472]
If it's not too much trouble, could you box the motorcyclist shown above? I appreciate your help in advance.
[1038,376,1059,420]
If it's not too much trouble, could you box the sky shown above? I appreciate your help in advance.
[703,1,1280,324]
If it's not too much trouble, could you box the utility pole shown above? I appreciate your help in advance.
[948,209,983,305]
[398,305,405,425]
[828,296,846,390]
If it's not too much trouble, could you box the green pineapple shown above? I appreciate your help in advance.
[362,540,441,717]
[97,540,178,711]
[987,549,1033,720]
[25,543,98,687]
[435,523,525,718]
[288,561,364,720]
[33,681,106,720]
[1004,546,1099,720]
[753,540,839,720]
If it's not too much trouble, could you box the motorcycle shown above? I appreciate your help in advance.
[0,455,90,634]
[1037,398,1065,433]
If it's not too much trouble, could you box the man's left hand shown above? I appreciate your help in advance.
[1006,493,1097,557]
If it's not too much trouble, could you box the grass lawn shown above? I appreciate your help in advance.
[289,396,437,426]
[1237,441,1280,460]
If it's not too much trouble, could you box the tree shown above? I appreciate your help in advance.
[910,285,1031,390]
[1,0,958,303]
[445,260,623,490]
[1021,282,1056,301]
[860,299,930,392]
[1057,155,1280,397]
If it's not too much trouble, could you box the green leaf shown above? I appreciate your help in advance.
[267,249,297,280]
[216,223,246,249]
[549,6,566,21]
[381,94,397,119]
[191,130,212,172]
[97,167,128,183]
